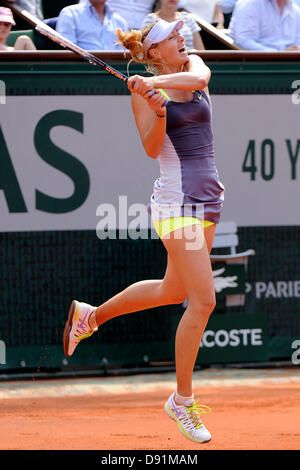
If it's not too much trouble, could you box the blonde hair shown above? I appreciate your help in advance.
[116,22,162,75]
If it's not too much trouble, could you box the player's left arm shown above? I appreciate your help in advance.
[149,54,211,92]
[184,54,211,94]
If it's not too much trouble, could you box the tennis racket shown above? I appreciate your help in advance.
[35,24,167,104]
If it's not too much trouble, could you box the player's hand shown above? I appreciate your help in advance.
[128,75,166,115]
[127,75,154,96]
[143,89,167,115]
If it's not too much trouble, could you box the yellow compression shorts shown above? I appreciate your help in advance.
[152,216,215,240]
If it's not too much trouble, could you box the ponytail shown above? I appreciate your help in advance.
[116,21,162,75]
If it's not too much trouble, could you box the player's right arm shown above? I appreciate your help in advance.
[131,86,167,160]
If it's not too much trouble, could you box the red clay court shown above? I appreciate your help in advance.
[1,367,299,451]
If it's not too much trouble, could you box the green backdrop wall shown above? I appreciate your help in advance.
[0,55,299,372]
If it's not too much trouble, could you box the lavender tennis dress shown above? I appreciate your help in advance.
[150,89,224,223]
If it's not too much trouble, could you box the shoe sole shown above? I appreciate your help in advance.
[63,300,77,357]
[164,402,211,444]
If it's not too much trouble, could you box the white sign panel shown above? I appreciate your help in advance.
[212,95,300,227]
[0,95,299,232]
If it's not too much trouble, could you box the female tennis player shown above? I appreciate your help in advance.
[63,19,224,444]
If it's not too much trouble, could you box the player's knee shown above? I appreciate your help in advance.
[189,293,216,317]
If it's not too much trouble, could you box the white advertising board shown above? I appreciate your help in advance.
[0,94,299,232]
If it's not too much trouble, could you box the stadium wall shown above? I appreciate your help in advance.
[0,52,299,373]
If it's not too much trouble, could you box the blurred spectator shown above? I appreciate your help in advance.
[5,0,57,27]
[220,0,238,28]
[221,0,238,14]
[222,0,300,14]
[5,0,44,20]
[56,0,128,50]
[143,0,205,50]
[80,0,188,29]
[182,0,224,28]
[229,0,300,51]
[79,0,154,29]
[0,6,36,49]
[106,0,154,29]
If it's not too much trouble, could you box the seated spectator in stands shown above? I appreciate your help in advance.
[0,6,36,50]
[182,0,224,29]
[228,0,300,51]
[220,0,238,28]
[105,0,154,29]
[80,0,187,29]
[221,0,238,14]
[143,0,205,50]
[222,0,299,15]
[5,0,44,20]
[6,0,57,32]
[56,0,128,50]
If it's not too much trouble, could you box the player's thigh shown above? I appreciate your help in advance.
[161,224,216,309]
[161,254,187,303]
[204,223,217,254]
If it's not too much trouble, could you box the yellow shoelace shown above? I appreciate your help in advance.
[77,330,94,342]
[186,402,211,429]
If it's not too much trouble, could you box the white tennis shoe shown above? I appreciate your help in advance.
[164,392,211,443]
[63,300,98,357]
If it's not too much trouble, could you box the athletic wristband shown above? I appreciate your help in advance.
[156,111,166,118]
